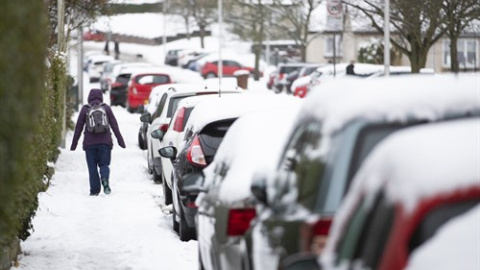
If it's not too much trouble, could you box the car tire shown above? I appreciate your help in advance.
[138,131,146,150]
[206,72,216,79]
[153,168,162,184]
[179,207,196,241]
[125,100,135,113]
[172,196,179,233]
[163,178,173,205]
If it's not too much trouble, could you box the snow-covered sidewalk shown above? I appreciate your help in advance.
[14,105,198,270]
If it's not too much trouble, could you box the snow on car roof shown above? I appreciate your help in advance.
[406,205,480,270]
[203,105,302,204]
[185,93,302,135]
[305,74,480,138]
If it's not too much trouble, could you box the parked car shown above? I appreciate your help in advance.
[194,106,301,269]
[104,62,155,92]
[153,93,241,212]
[85,54,115,82]
[272,63,307,93]
[99,60,122,92]
[159,94,301,244]
[320,117,480,270]
[187,52,211,71]
[164,48,185,66]
[140,84,242,184]
[126,69,173,113]
[242,74,480,270]
[110,67,153,107]
[284,64,320,93]
[82,30,105,41]
[201,60,257,79]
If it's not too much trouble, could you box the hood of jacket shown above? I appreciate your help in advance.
[88,89,103,104]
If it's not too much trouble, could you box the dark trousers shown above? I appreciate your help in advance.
[85,144,111,194]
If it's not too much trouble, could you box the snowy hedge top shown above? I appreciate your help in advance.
[203,105,302,204]
[185,93,302,135]
[305,74,480,138]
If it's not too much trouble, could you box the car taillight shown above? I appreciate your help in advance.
[186,135,207,167]
[173,107,186,132]
[159,124,169,132]
[300,217,332,255]
[133,87,138,95]
[227,208,256,236]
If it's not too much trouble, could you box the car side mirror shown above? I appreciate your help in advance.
[140,112,151,123]
[151,129,165,141]
[179,172,207,194]
[281,253,322,270]
[251,174,268,205]
[159,146,177,160]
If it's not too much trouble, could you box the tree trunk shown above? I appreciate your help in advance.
[199,25,205,49]
[300,44,306,62]
[254,43,261,81]
[449,35,459,73]
[408,43,429,73]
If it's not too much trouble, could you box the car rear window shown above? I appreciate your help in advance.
[316,123,407,215]
[408,199,480,253]
[167,96,188,118]
[115,74,131,85]
[279,66,302,74]
[136,74,171,85]
[198,119,237,164]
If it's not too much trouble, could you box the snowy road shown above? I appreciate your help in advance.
[14,91,198,269]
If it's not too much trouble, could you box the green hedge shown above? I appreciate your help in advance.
[0,0,69,264]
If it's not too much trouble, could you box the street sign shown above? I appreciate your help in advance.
[326,0,343,31]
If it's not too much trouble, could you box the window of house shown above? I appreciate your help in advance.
[443,39,478,68]
[325,35,343,57]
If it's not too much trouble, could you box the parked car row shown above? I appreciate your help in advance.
[164,48,265,80]
[137,73,479,270]
[269,62,436,98]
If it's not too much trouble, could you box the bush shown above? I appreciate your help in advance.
[0,1,69,266]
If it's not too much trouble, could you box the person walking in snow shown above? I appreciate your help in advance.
[114,38,120,60]
[70,89,126,196]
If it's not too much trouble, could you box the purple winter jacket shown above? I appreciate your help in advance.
[70,89,126,151]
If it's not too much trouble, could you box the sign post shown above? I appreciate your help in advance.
[326,0,343,77]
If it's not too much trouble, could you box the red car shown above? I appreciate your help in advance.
[82,30,105,42]
[201,60,258,79]
[126,72,172,113]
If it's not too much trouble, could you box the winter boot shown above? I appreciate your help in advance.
[102,179,111,194]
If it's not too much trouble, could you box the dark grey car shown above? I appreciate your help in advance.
[241,74,480,270]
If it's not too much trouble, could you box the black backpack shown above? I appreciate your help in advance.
[85,103,110,133]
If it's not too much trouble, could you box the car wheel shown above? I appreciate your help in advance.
[138,131,146,150]
[172,195,179,233]
[153,168,162,184]
[126,100,134,113]
[147,148,153,174]
[163,178,173,205]
[206,72,216,79]
[179,207,195,241]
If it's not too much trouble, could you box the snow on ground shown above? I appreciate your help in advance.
[15,78,199,269]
